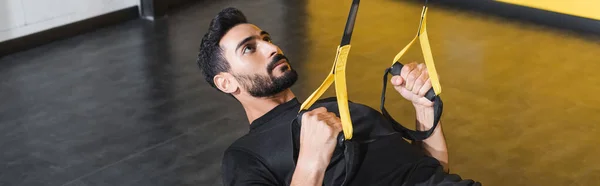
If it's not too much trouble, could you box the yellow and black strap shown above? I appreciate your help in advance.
[293,2,362,184]
[298,0,360,141]
[380,1,444,141]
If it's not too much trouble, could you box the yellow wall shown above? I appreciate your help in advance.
[496,0,600,20]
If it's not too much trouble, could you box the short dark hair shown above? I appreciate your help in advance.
[197,7,248,90]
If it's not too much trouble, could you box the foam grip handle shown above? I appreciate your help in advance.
[390,62,404,76]
[296,110,346,147]
[390,62,436,101]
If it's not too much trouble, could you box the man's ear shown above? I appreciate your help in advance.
[214,72,239,94]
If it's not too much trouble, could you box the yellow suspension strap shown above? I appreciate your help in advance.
[299,0,360,141]
[380,1,444,141]
[292,2,362,184]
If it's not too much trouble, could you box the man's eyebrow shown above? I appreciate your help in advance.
[235,31,271,52]
[236,36,256,52]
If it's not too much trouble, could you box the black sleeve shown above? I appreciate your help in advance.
[221,148,279,186]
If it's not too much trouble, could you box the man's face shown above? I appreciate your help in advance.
[219,24,297,97]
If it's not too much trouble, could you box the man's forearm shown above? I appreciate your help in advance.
[414,106,449,172]
[290,158,327,186]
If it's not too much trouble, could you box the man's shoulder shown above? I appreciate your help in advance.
[221,136,285,185]
[224,124,295,162]
[225,132,263,155]
[222,125,296,184]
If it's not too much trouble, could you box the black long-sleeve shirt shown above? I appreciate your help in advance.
[221,97,479,186]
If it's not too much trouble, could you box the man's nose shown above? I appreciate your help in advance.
[260,41,279,58]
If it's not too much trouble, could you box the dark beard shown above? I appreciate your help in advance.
[234,69,298,97]
[233,54,298,97]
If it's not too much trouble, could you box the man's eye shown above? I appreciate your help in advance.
[243,45,255,54]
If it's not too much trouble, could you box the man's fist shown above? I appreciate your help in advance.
[391,62,434,108]
[298,107,342,169]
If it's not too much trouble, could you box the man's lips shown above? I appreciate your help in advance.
[268,55,290,73]
[273,59,288,68]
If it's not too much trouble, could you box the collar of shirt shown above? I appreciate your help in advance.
[249,98,300,132]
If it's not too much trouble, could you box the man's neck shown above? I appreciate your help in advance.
[238,89,296,124]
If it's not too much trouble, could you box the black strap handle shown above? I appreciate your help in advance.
[381,62,444,141]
